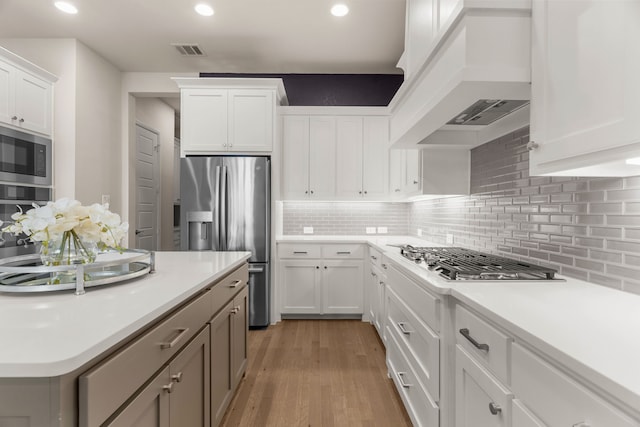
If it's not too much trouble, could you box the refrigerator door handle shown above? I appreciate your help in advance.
[214,165,222,250]
[220,165,228,251]
[248,266,265,273]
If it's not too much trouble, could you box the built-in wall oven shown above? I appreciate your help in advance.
[0,126,52,186]
[0,183,52,258]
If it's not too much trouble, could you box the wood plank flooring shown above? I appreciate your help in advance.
[220,320,412,427]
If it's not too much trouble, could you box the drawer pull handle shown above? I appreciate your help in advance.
[231,307,239,314]
[381,263,388,269]
[396,372,412,388]
[229,280,243,288]
[488,402,502,415]
[160,328,190,349]
[293,251,308,254]
[337,251,351,255]
[371,272,377,277]
[572,423,590,427]
[459,328,489,351]
[163,383,174,393]
[171,372,183,383]
[370,255,377,260]
[397,322,413,335]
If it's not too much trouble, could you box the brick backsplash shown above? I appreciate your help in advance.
[282,201,408,236]
[409,126,640,295]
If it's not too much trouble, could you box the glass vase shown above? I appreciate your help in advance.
[40,230,98,284]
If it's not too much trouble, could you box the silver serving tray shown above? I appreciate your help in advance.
[0,249,155,294]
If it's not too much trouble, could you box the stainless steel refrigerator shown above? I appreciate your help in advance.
[180,156,270,328]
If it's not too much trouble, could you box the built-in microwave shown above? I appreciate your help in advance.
[0,126,52,186]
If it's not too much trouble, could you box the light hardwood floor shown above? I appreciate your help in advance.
[220,320,412,427]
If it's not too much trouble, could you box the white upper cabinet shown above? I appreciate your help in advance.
[282,115,336,200]
[174,78,287,156]
[335,116,389,199]
[529,0,640,176]
[0,47,56,137]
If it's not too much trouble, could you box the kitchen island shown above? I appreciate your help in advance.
[0,250,250,427]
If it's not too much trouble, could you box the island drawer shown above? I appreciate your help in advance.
[211,263,248,316]
[369,246,383,267]
[278,243,321,258]
[79,288,212,427]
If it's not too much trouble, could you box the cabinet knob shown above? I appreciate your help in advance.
[488,402,502,415]
[526,141,539,151]
[19,118,24,123]
[359,191,362,194]
[324,266,327,270]
[394,189,401,192]
[11,116,17,121]
[316,266,320,269]
[413,180,419,185]
[364,191,367,195]
[171,372,183,383]
[305,190,308,195]
[381,263,388,270]
[223,143,227,148]
[162,383,174,394]
[230,307,239,314]
[310,190,314,195]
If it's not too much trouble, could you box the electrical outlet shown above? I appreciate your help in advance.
[446,233,454,244]
[303,226,314,234]
[417,228,423,237]
[366,227,376,234]
[377,226,388,234]
[101,194,110,206]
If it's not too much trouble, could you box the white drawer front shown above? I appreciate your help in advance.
[278,243,321,258]
[369,246,382,268]
[455,304,511,385]
[512,343,638,427]
[455,345,513,427]
[512,399,547,427]
[386,287,440,402]
[387,265,440,333]
[321,243,365,259]
[387,330,439,427]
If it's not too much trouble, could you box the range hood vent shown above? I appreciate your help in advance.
[447,99,529,126]
[172,43,205,56]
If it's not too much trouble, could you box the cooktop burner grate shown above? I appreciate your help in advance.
[400,246,557,280]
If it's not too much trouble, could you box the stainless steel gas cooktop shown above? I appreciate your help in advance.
[399,246,559,281]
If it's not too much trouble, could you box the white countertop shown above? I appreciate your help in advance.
[278,235,640,412]
[0,251,250,378]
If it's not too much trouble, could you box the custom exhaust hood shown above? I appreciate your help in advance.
[389,2,532,149]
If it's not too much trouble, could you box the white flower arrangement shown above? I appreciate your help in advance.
[0,198,129,264]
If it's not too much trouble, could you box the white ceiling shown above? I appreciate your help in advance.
[0,0,406,74]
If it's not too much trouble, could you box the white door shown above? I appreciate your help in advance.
[228,89,273,152]
[280,260,321,314]
[14,69,52,136]
[282,116,311,199]
[135,124,159,251]
[181,88,228,154]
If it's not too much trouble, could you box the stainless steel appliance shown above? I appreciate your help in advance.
[0,126,52,186]
[0,183,52,258]
[399,245,559,281]
[180,156,270,328]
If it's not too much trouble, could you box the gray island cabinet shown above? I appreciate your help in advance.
[0,251,250,427]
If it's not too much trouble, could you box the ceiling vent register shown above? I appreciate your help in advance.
[172,44,206,56]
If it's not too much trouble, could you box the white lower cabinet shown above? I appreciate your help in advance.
[511,343,638,427]
[384,262,443,426]
[278,243,364,316]
[455,345,513,427]
[512,399,546,427]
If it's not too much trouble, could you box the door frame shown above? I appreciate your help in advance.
[135,121,161,250]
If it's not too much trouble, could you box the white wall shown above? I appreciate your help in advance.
[135,98,176,250]
[75,42,122,212]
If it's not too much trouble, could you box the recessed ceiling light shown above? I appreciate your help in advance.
[194,3,214,16]
[331,4,349,17]
[54,1,78,14]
